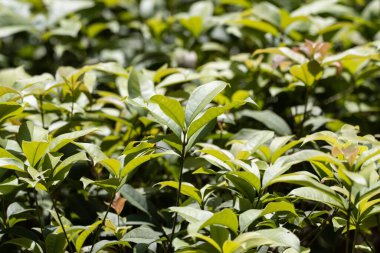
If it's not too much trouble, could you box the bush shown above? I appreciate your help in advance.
[0,0,380,252]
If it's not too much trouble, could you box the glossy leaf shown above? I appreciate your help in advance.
[185,81,227,125]
[151,94,185,129]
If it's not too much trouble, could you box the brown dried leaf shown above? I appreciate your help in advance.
[111,192,127,215]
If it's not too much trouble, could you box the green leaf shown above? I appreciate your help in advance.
[239,202,297,232]
[49,128,98,152]
[228,171,260,191]
[147,102,183,138]
[233,19,279,36]
[186,118,217,153]
[222,240,241,253]
[188,101,244,138]
[198,147,232,163]
[270,139,301,163]
[192,233,222,252]
[22,141,50,167]
[233,129,274,154]
[323,46,379,64]
[262,149,343,187]
[158,181,202,204]
[120,151,176,178]
[268,173,345,209]
[180,16,203,38]
[17,121,49,143]
[290,187,345,209]
[190,208,238,234]
[150,95,185,129]
[75,220,102,252]
[80,177,120,193]
[289,60,323,86]
[239,209,262,232]
[169,206,212,223]
[75,143,108,164]
[99,158,121,177]
[232,227,300,253]
[122,226,161,244]
[185,81,227,125]
[0,176,20,195]
[291,0,354,16]
[3,238,43,253]
[210,225,230,248]
[91,240,131,253]
[45,233,67,253]
[128,69,154,100]
[0,86,20,98]
[0,26,33,38]
[153,68,179,83]
[53,152,88,178]
[119,184,153,216]
[0,102,24,123]
[262,201,298,216]
[225,173,256,201]
[303,131,339,146]
[240,110,291,135]
[253,47,307,64]
[0,158,25,172]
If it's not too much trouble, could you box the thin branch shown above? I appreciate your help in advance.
[168,138,187,252]
[52,198,74,253]
[89,190,116,253]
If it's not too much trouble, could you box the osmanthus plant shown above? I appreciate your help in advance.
[252,40,380,136]
[124,80,312,252]
[126,80,254,249]
[0,121,98,252]
[0,118,173,252]
[287,125,380,252]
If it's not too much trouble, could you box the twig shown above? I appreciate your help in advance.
[89,190,116,253]
[52,198,74,253]
[168,138,187,252]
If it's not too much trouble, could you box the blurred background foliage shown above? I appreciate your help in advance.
[1,0,380,135]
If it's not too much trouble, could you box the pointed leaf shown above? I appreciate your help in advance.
[151,95,185,129]
[188,101,244,138]
[120,151,177,178]
[185,81,227,125]
[158,181,202,204]
[22,141,49,167]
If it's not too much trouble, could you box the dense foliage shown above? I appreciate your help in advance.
[0,0,380,252]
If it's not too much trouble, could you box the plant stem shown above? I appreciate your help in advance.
[346,187,353,253]
[359,230,375,253]
[34,188,44,238]
[52,198,74,253]
[305,208,336,246]
[299,87,310,137]
[352,224,358,253]
[89,190,116,253]
[70,92,75,121]
[39,95,45,129]
[168,137,187,252]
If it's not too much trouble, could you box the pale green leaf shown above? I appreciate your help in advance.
[158,181,202,204]
[290,187,345,209]
[22,141,49,167]
[188,101,244,138]
[75,220,102,252]
[120,151,177,178]
[233,227,300,253]
[240,110,291,135]
[151,95,185,129]
[185,81,227,125]
[289,61,323,86]
[233,19,279,36]
[180,16,203,38]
